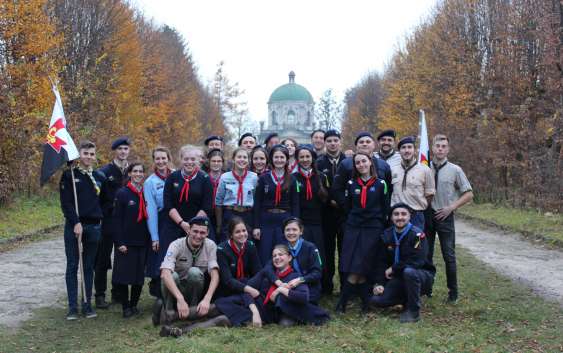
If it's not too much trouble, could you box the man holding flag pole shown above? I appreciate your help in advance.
[40,84,104,320]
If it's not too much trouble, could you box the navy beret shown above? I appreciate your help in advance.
[295,144,317,160]
[238,132,256,146]
[324,129,341,140]
[390,202,413,215]
[204,135,223,146]
[377,129,396,140]
[398,136,416,149]
[111,137,130,150]
[189,216,210,227]
[354,131,374,145]
[264,133,279,145]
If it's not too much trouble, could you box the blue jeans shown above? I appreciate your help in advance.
[64,220,100,311]
[411,211,425,230]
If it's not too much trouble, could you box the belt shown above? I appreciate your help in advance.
[225,205,252,212]
[266,208,287,214]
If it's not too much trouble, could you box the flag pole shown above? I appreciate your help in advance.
[70,163,87,305]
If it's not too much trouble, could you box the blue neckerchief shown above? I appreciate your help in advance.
[392,223,413,265]
[288,238,304,274]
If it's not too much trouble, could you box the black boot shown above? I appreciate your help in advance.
[358,282,371,314]
[95,296,110,310]
[335,281,353,313]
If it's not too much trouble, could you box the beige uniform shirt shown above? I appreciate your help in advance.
[431,160,472,211]
[160,237,218,279]
[375,150,402,170]
[391,161,435,211]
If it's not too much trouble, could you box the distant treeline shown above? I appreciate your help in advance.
[0,0,226,203]
[342,0,562,211]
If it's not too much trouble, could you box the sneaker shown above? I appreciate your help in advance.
[95,296,110,309]
[399,310,420,323]
[82,304,97,319]
[152,299,163,326]
[66,309,79,321]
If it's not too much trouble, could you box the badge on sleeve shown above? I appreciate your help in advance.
[414,232,425,249]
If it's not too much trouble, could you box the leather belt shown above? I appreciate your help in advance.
[267,208,287,214]
[225,205,252,212]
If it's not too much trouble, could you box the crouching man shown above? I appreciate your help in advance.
[370,203,435,323]
[153,216,220,325]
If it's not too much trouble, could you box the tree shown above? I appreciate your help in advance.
[315,89,342,130]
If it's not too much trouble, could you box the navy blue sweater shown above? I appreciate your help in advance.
[253,172,299,229]
[113,186,150,247]
[344,177,389,227]
[216,240,263,296]
[59,168,104,226]
[98,162,126,217]
[163,170,213,221]
[292,171,329,225]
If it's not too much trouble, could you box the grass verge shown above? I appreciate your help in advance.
[0,193,63,242]
[458,203,563,248]
[0,248,561,353]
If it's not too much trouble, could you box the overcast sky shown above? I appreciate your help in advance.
[133,0,437,123]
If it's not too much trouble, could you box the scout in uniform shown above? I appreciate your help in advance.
[215,148,259,240]
[159,145,213,276]
[310,129,326,156]
[316,129,346,294]
[59,140,104,320]
[238,132,257,152]
[281,138,299,173]
[390,136,435,230]
[112,162,150,318]
[250,146,269,176]
[252,144,300,265]
[374,129,402,170]
[216,217,262,298]
[264,217,323,304]
[426,134,473,303]
[155,216,220,326]
[95,136,130,309]
[206,148,224,243]
[202,135,224,173]
[370,203,435,323]
[143,146,174,299]
[292,144,329,269]
[336,152,389,313]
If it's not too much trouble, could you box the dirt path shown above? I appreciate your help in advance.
[0,221,561,328]
[456,219,563,305]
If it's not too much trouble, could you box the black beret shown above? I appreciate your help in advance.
[377,129,396,140]
[238,132,256,146]
[389,202,413,215]
[189,216,210,228]
[398,136,416,149]
[111,137,130,150]
[324,129,341,140]
[264,132,279,145]
[295,144,317,160]
[204,135,223,146]
[354,131,374,145]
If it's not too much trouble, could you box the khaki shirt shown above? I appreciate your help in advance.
[375,150,402,170]
[431,160,472,210]
[391,161,435,211]
[160,237,218,279]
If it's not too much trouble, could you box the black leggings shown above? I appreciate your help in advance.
[115,283,143,309]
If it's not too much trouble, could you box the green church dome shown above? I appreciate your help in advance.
[268,71,314,104]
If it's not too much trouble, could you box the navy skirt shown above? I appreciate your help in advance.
[257,210,288,265]
[340,224,384,275]
[113,246,147,285]
[145,209,166,279]
[215,293,256,326]
[221,208,253,242]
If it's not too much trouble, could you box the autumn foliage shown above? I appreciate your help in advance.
[0,0,225,203]
[342,0,563,211]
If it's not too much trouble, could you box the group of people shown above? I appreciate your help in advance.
[59,127,473,336]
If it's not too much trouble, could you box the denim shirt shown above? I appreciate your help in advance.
[215,171,258,207]
[143,173,166,242]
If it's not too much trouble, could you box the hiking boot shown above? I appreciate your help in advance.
[152,299,163,326]
[399,310,420,323]
[82,304,97,319]
[95,296,110,309]
[66,309,79,321]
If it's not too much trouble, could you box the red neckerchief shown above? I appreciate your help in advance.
[228,239,246,279]
[233,168,248,206]
[298,167,313,200]
[357,177,377,208]
[289,160,298,172]
[263,266,293,305]
[179,168,199,203]
[209,172,222,208]
[155,168,171,181]
[271,171,285,206]
[127,181,148,222]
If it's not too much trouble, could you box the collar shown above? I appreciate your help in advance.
[432,158,448,168]
[401,158,416,169]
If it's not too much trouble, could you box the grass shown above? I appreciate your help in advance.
[0,193,63,241]
[458,203,563,247]
[0,247,561,353]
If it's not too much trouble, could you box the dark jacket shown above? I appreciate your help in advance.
[344,177,389,227]
[98,162,127,218]
[253,172,299,229]
[113,186,150,247]
[292,171,329,225]
[216,240,262,297]
[59,167,104,226]
[163,170,213,221]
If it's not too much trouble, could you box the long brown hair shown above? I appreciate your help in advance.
[352,152,377,180]
[269,144,291,192]
[296,147,328,202]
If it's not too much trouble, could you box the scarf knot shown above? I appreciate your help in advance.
[233,169,248,206]
[288,238,304,274]
[392,223,413,265]
[179,168,199,203]
[77,165,100,195]
[271,171,285,206]
[127,181,148,222]
[155,168,171,181]
[356,177,377,208]
[298,167,314,200]
[229,239,246,279]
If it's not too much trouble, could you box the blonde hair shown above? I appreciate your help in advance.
[178,145,202,160]
[432,134,449,145]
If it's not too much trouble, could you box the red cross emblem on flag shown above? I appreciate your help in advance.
[46,118,67,153]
